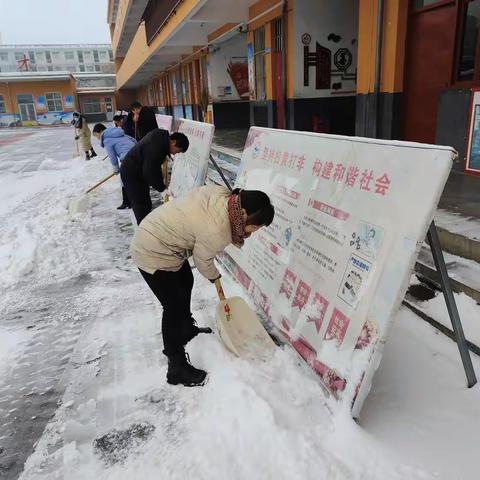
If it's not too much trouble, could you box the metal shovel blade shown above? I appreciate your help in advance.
[215,296,276,359]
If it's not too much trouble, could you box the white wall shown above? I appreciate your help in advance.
[209,33,249,102]
[293,0,358,99]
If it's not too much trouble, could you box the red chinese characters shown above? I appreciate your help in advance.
[307,292,329,333]
[292,280,311,310]
[324,308,350,346]
[279,269,297,299]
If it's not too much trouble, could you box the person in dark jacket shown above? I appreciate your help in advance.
[93,123,136,209]
[120,128,189,224]
[123,101,158,141]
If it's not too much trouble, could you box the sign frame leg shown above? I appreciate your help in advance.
[427,221,477,387]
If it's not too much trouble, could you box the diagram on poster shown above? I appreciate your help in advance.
[169,119,215,199]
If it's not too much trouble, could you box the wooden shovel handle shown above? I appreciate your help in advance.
[214,278,226,301]
[85,172,116,194]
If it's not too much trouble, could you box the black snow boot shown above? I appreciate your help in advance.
[85,151,91,161]
[90,148,97,158]
[166,352,207,387]
[117,187,131,210]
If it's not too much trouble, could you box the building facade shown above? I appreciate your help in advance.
[0,44,117,125]
[0,72,77,126]
[0,44,115,74]
[108,0,480,176]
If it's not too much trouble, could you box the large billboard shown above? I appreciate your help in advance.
[220,127,454,416]
[169,119,215,199]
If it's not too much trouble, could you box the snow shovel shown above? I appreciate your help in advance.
[68,172,116,214]
[214,279,276,359]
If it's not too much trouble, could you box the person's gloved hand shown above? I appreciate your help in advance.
[74,136,79,140]
[209,275,222,284]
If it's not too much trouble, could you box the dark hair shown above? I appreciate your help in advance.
[93,123,107,134]
[113,114,123,122]
[72,111,80,117]
[130,100,142,110]
[233,189,275,227]
[170,132,189,152]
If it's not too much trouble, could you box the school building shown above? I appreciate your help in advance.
[109,1,480,176]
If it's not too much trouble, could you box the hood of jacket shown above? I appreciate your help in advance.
[101,127,125,146]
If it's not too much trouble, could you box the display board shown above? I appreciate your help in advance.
[220,127,454,416]
[155,114,173,132]
[168,119,215,199]
[465,89,480,175]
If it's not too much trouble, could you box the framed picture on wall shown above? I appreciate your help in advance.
[465,89,480,176]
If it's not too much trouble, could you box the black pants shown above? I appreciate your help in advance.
[121,175,151,224]
[139,262,195,357]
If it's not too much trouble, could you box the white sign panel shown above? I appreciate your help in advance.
[155,114,173,132]
[220,127,454,416]
[169,119,215,199]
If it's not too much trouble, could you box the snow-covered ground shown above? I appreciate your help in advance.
[1,127,480,480]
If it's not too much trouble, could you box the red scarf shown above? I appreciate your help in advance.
[228,194,246,247]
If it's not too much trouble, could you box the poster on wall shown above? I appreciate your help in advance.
[219,127,454,416]
[227,58,249,99]
[168,119,215,199]
[465,89,480,174]
[247,43,255,100]
[35,96,46,110]
[64,95,74,109]
[155,113,173,132]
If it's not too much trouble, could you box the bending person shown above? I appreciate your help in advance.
[120,128,189,224]
[92,123,136,209]
[130,186,275,387]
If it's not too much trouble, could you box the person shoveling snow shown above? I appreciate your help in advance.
[130,186,275,386]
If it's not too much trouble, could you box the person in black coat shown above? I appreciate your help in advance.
[120,129,189,224]
[123,100,158,141]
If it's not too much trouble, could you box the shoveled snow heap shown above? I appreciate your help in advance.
[0,127,479,480]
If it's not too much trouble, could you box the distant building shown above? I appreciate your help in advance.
[0,44,115,74]
[0,44,117,125]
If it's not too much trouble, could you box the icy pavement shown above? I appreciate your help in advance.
[0,127,480,480]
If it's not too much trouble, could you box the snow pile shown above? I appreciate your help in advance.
[1,127,479,480]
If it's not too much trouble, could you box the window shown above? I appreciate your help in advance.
[47,66,53,71]
[411,0,442,8]
[82,97,101,113]
[51,51,61,62]
[86,65,95,72]
[28,51,35,64]
[457,0,480,81]
[79,64,85,72]
[108,49,113,61]
[93,50,99,62]
[14,52,25,61]
[0,52,8,62]
[46,51,52,63]
[65,51,74,61]
[0,95,6,113]
[95,65,101,72]
[17,94,34,104]
[99,50,108,61]
[77,51,84,63]
[83,51,93,62]
[253,27,266,101]
[46,92,63,111]
[36,51,45,63]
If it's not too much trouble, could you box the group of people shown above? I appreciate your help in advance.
[74,101,275,387]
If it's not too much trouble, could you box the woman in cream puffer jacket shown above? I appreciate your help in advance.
[131,185,274,387]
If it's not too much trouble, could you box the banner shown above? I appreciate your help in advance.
[169,118,215,199]
[155,114,173,132]
[220,127,454,416]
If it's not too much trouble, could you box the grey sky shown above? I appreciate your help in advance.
[0,0,111,45]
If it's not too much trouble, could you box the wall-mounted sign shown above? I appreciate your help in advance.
[465,89,480,175]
